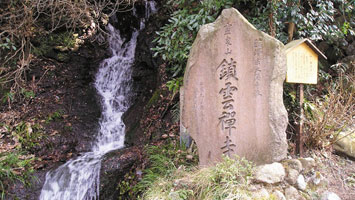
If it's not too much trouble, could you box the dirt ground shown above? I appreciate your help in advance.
[311,150,355,200]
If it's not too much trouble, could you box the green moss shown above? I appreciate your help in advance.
[32,32,76,57]
[146,89,161,108]
[56,53,70,62]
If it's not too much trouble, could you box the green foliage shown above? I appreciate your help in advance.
[134,142,198,197]
[0,151,35,199]
[32,32,76,57]
[0,37,16,51]
[166,77,183,94]
[171,102,180,123]
[152,0,234,78]
[20,89,35,100]
[1,88,34,106]
[139,156,255,200]
[45,110,64,124]
[147,89,161,108]
[1,91,14,105]
[154,0,354,84]
[12,122,43,152]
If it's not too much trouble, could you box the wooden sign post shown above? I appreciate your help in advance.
[285,39,327,156]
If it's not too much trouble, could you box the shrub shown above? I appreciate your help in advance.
[139,155,254,200]
[304,73,354,149]
[0,0,135,93]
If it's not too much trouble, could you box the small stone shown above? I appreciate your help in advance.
[273,190,286,200]
[252,188,269,199]
[310,171,325,186]
[296,175,307,191]
[320,192,341,200]
[284,159,303,172]
[286,168,299,185]
[161,134,168,139]
[299,157,316,172]
[186,155,193,160]
[284,186,301,200]
[254,162,286,184]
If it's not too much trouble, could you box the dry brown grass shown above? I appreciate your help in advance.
[0,0,135,91]
[304,73,354,149]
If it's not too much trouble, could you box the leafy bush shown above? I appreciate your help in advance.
[152,0,234,78]
[154,0,354,82]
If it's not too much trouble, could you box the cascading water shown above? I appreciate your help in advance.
[39,2,156,200]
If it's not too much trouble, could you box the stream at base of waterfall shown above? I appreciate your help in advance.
[39,2,156,199]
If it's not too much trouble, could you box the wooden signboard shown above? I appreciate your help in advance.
[284,38,326,156]
[285,39,326,84]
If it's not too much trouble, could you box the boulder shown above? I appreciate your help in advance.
[333,126,355,159]
[254,162,286,184]
[181,7,288,166]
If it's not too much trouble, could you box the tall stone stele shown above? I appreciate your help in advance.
[180,8,288,166]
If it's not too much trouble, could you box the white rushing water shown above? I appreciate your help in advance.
[39,2,156,200]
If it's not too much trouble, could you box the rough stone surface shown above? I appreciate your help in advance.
[346,41,355,56]
[181,7,288,166]
[333,126,355,159]
[99,147,142,200]
[254,162,286,184]
[284,186,301,200]
[273,190,286,200]
[283,159,303,172]
[252,188,270,199]
[299,157,316,173]
[320,192,341,200]
[296,175,307,191]
[286,168,299,185]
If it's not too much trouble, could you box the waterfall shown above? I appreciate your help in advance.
[39,2,156,199]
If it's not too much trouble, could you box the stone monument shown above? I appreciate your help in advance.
[180,8,288,166]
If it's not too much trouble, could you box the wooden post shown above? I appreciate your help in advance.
[296,84,304,156]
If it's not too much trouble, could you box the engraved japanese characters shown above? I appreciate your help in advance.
[181,8,288,166]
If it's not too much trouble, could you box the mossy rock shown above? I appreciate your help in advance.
[146,89,160,108]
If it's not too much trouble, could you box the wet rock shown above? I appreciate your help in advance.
[99,146,142,200]
[7,42,105,199]
[254,162,286,184]
[123,6,163,147]
[346,41,355,56]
